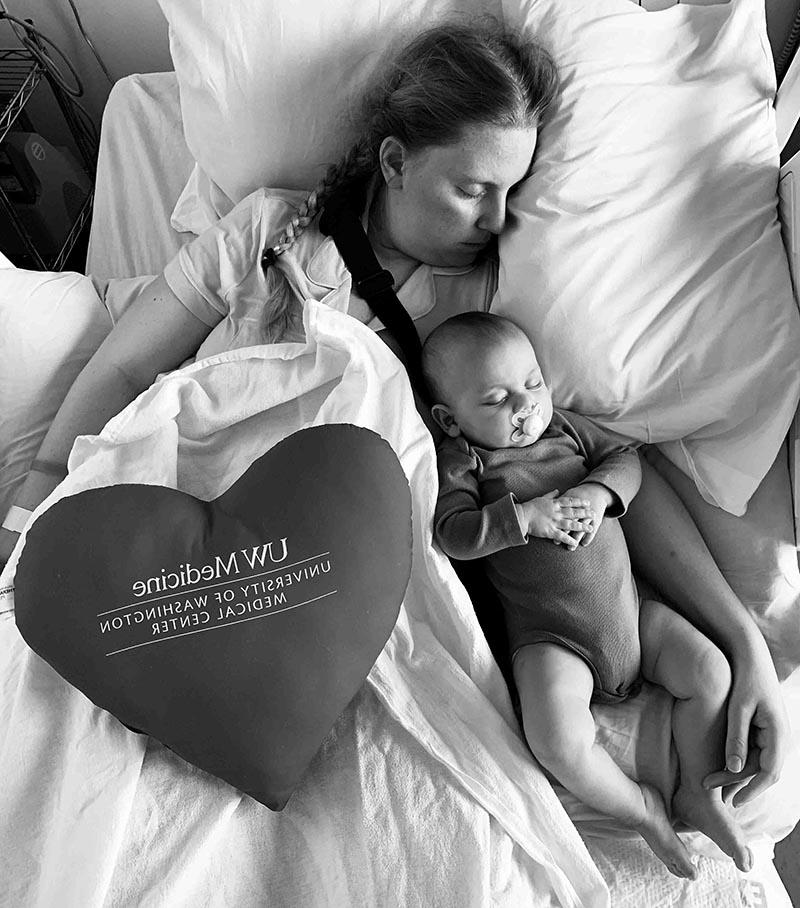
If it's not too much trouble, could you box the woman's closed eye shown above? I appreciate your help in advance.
[525,378,543,389]
[457,185,485,200]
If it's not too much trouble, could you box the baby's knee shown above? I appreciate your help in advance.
[686,641,731,703]
[521,699,596,774]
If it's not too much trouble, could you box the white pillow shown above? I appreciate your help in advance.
[170,164,235,236]
[0,270,111,519]
[495,0,800,514]
[157,0,502,205]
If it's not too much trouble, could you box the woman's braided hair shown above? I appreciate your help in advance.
[261,16,559,341]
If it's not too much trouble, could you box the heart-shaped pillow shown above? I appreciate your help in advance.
[15,424,412,809]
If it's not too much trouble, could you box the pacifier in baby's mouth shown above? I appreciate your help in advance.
[510,404,545,443]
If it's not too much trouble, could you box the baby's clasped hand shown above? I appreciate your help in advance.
[516,489,594,550]
[562,482,616,546]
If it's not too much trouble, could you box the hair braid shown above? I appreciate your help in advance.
[264,135,378,263]
[260,136,379,341]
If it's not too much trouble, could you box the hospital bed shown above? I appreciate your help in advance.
[2,0,800,905]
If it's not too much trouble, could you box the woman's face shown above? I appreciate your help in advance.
[380,124,538,268]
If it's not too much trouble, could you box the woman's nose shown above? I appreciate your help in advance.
[477,194,507,235]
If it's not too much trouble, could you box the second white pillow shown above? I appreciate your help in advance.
[496,0,800,514]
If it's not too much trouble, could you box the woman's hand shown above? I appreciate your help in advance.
[623,454,791,806]
[702,634,789,806]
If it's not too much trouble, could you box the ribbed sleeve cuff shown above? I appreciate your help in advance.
[499,493,528,545]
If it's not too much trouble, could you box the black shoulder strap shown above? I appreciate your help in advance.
[319,189,427,401]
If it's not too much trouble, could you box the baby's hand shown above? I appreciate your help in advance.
[562,483,614,546]
[517,490,594,550]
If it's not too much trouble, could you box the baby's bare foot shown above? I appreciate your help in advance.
[673,785,752,873]
[635,783,697,879]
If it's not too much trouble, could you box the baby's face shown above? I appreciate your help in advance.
[436,330,553,449]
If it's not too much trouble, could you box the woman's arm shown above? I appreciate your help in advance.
[0,274,213,568]
[622,455,788,805]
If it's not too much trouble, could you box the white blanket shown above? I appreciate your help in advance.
[0,302,608,907]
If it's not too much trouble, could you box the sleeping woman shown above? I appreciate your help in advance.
[0,17,789,821]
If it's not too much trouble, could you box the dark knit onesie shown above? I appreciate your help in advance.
[434,410,643,703]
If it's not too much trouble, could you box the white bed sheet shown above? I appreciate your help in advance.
[86,73,194,282]
[3,292,797,906]
[59,71,800,905]
[0,301,606,908]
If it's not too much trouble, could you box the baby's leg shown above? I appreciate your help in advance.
[514,642,696,879]
[639,599,752,872]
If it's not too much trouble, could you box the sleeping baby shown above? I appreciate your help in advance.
[423,311,752,879]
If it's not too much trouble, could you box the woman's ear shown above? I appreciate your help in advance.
[430,404,460,437]
[378,136,406,188]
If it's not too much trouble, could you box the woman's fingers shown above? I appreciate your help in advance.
[711,687,789,806]
[722,778,753,805]
[702,750,759,790]
[731,717,785,807]
[724,694,752,778]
